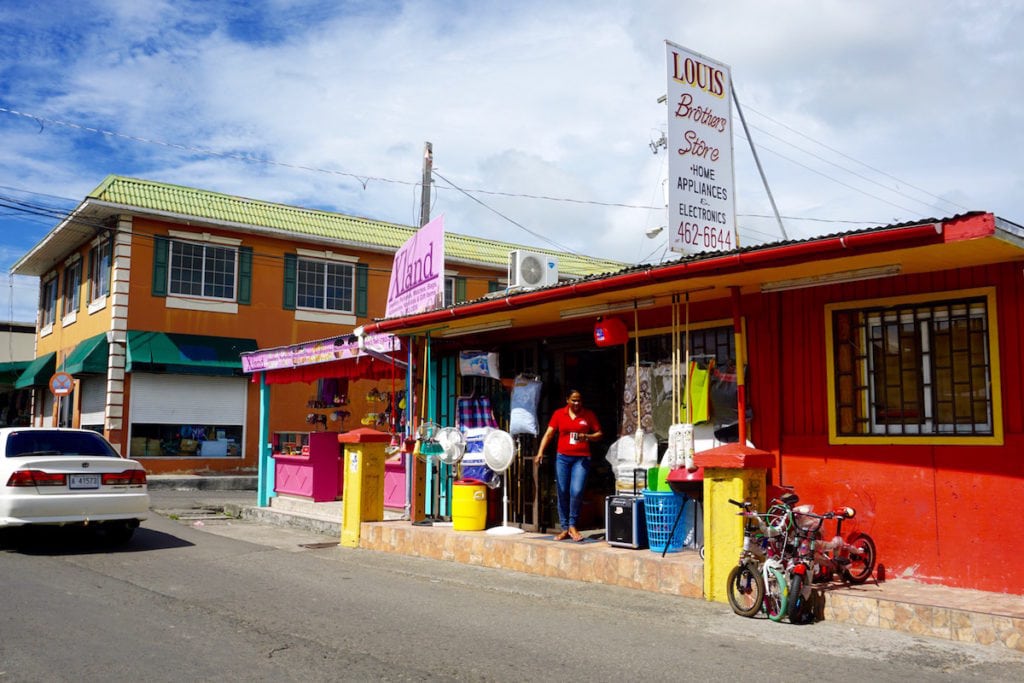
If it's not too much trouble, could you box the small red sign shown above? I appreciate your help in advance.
[49,372,74,396]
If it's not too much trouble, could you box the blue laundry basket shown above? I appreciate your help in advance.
[643,490,687,553]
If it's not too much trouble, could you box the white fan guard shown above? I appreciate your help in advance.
[436,427,466,466]
[482,429,524,536]
[482,429,515,472]
[519,254,544,285]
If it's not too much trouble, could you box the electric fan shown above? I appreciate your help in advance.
[482,429,524,536]
[414,421,446,524]
[435,427,467,466]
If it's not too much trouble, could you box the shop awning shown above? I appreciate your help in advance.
[242,332,405,384]
[60,333,109,374]
[14,352,56,389]
[0,360,31,385]
[258,355,402,384]
[126,332,257,375]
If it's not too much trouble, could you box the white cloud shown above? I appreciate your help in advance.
[0,0,1021,324]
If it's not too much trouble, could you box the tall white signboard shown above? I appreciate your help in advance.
[665,41,736,256]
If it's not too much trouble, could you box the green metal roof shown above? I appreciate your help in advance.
[88,175,623,277]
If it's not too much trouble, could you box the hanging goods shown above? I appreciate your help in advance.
[632,302,645,463]
[605,432,658,493]
[509,374,542,436]
[460,426,498,487]
[482,429,524,536]
[666,292,697,472]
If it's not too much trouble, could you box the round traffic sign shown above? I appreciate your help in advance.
[49,371,74,396]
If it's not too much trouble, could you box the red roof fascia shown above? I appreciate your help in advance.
[363,215,991,336]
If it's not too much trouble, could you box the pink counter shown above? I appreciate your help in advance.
[273,432,343,502]
[384,459,406,509]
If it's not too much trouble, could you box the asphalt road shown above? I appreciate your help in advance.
[0,496,1022,682]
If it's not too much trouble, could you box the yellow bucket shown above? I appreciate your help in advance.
[452,480,487,531]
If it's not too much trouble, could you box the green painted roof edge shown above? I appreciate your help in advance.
[88,175,624,277]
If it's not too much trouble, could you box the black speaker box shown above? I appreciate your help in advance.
[605,494,648,549]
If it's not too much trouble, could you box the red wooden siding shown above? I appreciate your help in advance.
[745,259,1024,594]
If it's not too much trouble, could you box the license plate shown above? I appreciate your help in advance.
[69,474,100,490]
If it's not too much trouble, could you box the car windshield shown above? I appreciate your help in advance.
[5,430,119,458]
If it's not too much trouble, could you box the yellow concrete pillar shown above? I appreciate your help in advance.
[693,444,774,603]
[339,428,390,548]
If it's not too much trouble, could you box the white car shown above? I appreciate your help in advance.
[0,427,150,544]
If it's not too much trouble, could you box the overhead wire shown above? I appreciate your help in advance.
[431,169,582,256]
[738,123,957,217]
[741,103,970,214]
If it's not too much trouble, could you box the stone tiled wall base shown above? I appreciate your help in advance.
[825,586,1024,652]
[360,521,704,598]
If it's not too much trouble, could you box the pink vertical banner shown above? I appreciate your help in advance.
[385,215,445,318]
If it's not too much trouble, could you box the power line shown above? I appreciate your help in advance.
[742,103,969,214]
[431,170,582,256]
[740,122,955,217]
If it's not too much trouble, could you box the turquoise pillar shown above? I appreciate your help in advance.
[257,372,275,507]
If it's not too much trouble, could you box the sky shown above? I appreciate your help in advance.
[1,0,1021,324]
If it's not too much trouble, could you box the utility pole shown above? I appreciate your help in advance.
[419,142,433,227]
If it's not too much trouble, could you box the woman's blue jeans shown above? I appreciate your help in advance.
[555,453,590,529]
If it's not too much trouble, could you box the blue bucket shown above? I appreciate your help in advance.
[643,490,687,553]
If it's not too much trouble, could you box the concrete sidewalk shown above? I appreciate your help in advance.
[146,474,1024,653]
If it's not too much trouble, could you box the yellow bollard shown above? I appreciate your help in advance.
[693,444,774,603]
[339,428,391,548]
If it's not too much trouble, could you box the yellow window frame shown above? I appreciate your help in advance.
[825,287,1003,446]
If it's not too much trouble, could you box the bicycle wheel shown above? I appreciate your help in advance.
[763,565,788,622]
[842,532,877,584]
[726,563,765,618]
[787,572,810,624]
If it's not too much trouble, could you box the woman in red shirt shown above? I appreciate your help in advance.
[536,389,603,541]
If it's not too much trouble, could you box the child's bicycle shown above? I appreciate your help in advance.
[725,499,789,621]
[786,502,877,623]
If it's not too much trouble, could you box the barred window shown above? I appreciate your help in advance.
[832,296,993,436]
[169,240,237,300]
[296,258,354,312]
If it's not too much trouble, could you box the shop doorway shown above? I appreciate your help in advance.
[533,343,623,533]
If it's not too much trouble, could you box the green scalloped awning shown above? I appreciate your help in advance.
[14,352,56,389]
[60,333,109,375]
[126,331,258,375]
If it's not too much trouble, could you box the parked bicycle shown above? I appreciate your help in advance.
[725,498,788,621]
[786,502,876,623]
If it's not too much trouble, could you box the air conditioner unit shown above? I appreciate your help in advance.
[508,250,559,289]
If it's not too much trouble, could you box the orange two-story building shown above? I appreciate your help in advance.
[12,176,620,474]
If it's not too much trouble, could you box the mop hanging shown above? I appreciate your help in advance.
[633,301,643,466]
[682,292,696,471]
